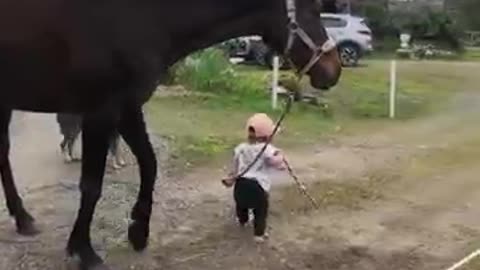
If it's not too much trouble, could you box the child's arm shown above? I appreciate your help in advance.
[227,154,239,178]
[222,152,239,187]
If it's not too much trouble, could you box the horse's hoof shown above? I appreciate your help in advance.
[128,221,149,252]
[16,218,40,236]
[67,247,105,270]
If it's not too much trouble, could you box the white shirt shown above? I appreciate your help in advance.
[234,142,281,192]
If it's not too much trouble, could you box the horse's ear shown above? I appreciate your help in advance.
[321,0,338,13]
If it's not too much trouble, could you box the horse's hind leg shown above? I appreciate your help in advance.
[118,107,157,251]
[67,113,113,269]
[0,109,38,235]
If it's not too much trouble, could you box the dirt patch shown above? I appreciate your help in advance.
[284,245,439,270]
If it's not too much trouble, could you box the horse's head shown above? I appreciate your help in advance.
[263,0,341,90]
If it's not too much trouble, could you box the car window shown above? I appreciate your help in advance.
[321,17,347,28]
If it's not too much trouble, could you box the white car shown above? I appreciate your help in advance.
[222,13,373,67]
[321,13,373,66]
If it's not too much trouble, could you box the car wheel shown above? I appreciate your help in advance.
[338,43,360,67]
[249,42,269,66]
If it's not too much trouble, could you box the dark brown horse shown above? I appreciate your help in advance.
[0,0,342,269]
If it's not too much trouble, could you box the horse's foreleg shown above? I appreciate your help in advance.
[67,114,113,269]
[118,107,157,251]
[0,109,38,235]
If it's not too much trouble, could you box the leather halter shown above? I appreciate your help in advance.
[284,0,337,78]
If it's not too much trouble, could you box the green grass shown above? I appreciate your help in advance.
[461,47,480,61]
[146,92,334,171]
[462,258,480,270]
[145,60,479,171]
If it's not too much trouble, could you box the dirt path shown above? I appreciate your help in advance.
[0,87,480,270]
[147,90,480,270]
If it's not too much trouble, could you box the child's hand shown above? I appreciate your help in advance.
[221,177,235,188]
[268,150,286,170]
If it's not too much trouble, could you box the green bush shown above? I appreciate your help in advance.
[174,48,237,93]
[173,48,266,97]
[389,8,463,51]
[360,3,393,39]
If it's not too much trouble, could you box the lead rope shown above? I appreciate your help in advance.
[283,157,319,209]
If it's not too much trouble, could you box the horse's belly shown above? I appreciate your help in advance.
[0,44,117,113]
[5,91,111,113]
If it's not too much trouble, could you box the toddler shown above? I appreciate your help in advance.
[222,113,286,242]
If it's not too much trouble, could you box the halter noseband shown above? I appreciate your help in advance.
[284,0,336,79]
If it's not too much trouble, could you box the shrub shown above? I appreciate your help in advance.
[389,8,463,51]
[172,48,266,97]
[174,48,238,93]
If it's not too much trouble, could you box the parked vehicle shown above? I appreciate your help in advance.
[221,35,289,68]
[322,13,373,67]
[222,13,373,67]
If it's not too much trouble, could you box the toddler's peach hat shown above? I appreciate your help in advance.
[246,113,275,138]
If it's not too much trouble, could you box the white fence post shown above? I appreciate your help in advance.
[272,55,280,110]
[389,60,397,119]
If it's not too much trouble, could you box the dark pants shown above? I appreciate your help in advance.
[234,177,269,236]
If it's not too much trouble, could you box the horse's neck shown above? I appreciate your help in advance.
[164,0,272,65]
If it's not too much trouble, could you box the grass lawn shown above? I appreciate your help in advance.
[462,47,480,61]
[460,252,480,270]
[145,60,479,171]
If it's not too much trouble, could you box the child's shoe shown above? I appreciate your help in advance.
[254,233,268,243]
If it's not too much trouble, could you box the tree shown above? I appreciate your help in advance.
[459,0,480,30]
[389,6,462,51]
[361,2,391,38]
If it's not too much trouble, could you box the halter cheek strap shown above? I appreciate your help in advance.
[283,0,337,79]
